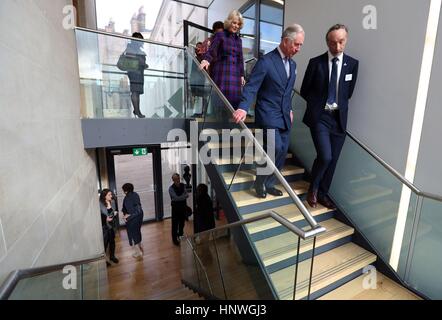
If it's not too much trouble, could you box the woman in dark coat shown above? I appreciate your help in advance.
[99,189,119,265]
[125,32,149,118]
[122,183,144,259]
[200,10,245,109]
[194,184,215,234]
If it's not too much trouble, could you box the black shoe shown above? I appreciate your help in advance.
[110,256,119,264]
[133,111,146,118]
[173,240,180,246]
[267,187,283,196]
[254,183,267,198]
[106,261,111,267]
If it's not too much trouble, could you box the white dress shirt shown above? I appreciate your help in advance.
[277,46,290,78]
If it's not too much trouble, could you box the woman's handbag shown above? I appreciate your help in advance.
[117,51,141,72]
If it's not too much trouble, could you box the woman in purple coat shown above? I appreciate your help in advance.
[200,10,245,109]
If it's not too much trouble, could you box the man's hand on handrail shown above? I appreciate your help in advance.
[233,108,247,123]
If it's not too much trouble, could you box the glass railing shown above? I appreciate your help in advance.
[290,90,442,299]
[181,212,317,300]
[0,255,107,300]
[185,49,325,299]
[75,27,187,119]
[186,48,322,231]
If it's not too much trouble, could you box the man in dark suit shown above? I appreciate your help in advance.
[301,24,359,209]
[233,24,305,198]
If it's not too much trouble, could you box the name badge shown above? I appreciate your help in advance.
[345,74,353,82]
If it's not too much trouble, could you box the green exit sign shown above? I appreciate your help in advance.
[133,148,148,156]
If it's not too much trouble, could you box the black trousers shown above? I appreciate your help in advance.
[255,128,290,189]
[171,208,186,242]
[103,228,116,258]
[310,111,346,197]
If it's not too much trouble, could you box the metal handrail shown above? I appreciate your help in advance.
[184,210,326,241]
[187,48,321,229]
[292,89,442,203]
[74,26,185,50]
[0,254,105,300]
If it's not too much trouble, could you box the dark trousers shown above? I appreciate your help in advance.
[103,228,116,258]
[310,111,346,197]
[171,208,186,242]
[255,128,290,189]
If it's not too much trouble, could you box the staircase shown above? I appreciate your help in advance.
[192,123,419,300]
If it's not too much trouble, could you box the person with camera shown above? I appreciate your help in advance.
[99,189,119,266]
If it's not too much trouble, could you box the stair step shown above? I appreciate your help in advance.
[337,184,393,206]
[349,172,377,184]
[270,242,377,300]
[318,272,421,300]
[213,153,293,165]
[243,202,331,234]
[255,219,354,267]
[149,286,203,300]
[232,180,309,208]
[222,165,304,185]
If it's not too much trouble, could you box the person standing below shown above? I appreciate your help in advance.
[200,10,246,109]
[200,21,225,55]
[194,184,215,234]
[301,24,359,209]
[169,173,189,246]
[125,32,149,118]
[233,24,305,198]
[121,183,144,259]
[99,189,119,266]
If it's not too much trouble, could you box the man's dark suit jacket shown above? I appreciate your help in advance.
[301,52,358,131]
[239,48,297,130]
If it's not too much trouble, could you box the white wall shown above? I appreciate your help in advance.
[286,0,431,176]
[415,14,442,195]
[0,0,103,283]
[208,0,248,27]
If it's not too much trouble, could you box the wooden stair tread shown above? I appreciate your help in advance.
[270,242,377,300]
[222,165,304,184]
[243,202,331,234]
[318,272,421,300]
[232,181,310,208]
[213,153,293,165]
[254,219,354,267]
[148,286,203,300]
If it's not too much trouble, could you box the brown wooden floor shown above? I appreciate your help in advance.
[106,217,230,300]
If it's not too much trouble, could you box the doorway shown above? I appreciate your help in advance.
[107,146,163,224]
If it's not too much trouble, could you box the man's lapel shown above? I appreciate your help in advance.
[320,52,329,87]
[270,49,288,86]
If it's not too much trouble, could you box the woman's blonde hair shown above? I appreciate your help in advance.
[224,10,244,31]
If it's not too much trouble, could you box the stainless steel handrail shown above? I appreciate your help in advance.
[292,89,442,203]
[184,210,326,241]
[0,253,105,300]
[187,48,321,229]
[74,26,185,50]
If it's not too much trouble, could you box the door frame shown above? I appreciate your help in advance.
[106,144,164,224]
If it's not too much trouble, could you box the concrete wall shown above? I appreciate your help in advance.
[0,0,103,284]
[286,0,431,176]
[74,0,97,29]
